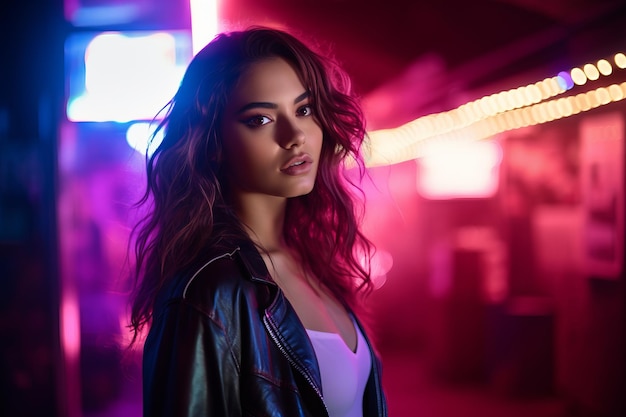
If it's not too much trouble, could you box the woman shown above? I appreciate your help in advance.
[130,27,387,417]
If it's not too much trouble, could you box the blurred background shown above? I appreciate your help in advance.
[1,0,625,416]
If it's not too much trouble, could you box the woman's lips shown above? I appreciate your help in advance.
[280,154,313,175]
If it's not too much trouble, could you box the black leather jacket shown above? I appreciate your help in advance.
[143,239,388,417]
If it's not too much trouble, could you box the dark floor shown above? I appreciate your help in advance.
[382,350,566,417]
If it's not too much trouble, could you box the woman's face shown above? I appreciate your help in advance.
[221,57,323,200]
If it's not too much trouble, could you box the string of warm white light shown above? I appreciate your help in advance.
[363,52,626,167]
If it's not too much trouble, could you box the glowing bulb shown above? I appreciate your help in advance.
[596,87,611,105]
[556,97,572,117]
[575,93,591,111]
[478,96,492,116]
[511,87,525,108]
[531,102,545,123]
[526,83,542,104]
[583,63,600,81]
[557,71,574,90]
[485,96,498,116]
[568,96,581,115]
[520,107,533,125]
[570,67,587,85]
[546,101,558,121]
[547,77,564,95]
[495,91,509,111]
[615,53,626,69]
[512,108,525,127]
[536,79,551,100]
[608,84,624,101]
[597,59,613,76]
[587,90,599,108]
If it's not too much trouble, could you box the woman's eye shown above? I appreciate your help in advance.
[297,105,313,117]
[243,115,272,127]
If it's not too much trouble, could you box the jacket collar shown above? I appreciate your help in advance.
[232,238,276,286]
[234,238,325,401]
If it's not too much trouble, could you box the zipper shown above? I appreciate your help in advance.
[263,313,330,416]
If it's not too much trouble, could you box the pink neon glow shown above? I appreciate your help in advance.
[60,290,81,361]
[358,248,393,290]
[370,249,393,289]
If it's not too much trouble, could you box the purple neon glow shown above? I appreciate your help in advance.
[557,71,575,91]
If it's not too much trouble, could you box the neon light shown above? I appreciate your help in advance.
[66,32,189,122]
[126,122,164,156]
[190,0,219,55]
[416,140,502,199]
[364,50,626,168]
[557,71,574,90]
[60,290,81,361]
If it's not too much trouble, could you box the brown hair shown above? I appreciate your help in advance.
[129,27,374,342]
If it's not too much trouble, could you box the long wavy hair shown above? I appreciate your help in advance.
[130,27,374,341]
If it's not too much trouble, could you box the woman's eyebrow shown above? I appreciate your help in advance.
[236,91,310,114]
[293,91,309,104]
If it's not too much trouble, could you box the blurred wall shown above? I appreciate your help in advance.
[0,1,67,416]
[363,103,625,417]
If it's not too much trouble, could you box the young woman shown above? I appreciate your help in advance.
[130,27,387,417]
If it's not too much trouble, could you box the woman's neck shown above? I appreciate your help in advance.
[232,193,287,252]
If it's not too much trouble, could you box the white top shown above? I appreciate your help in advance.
[306,322,372,417]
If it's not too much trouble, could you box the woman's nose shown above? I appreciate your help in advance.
[278,117,306,149]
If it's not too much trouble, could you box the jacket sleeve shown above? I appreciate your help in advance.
[142,299,242,417]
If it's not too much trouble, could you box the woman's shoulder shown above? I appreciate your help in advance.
[155,242,275,314]
[183,246,244,296]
